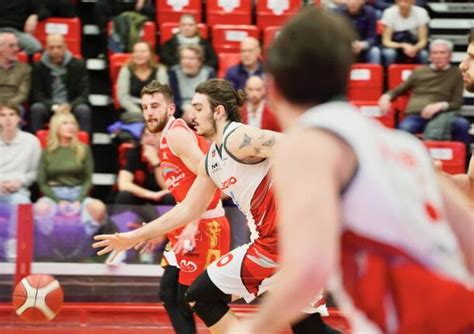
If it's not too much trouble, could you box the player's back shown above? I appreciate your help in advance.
[299,101,471,284]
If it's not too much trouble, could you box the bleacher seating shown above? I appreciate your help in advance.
[156,0,202,23]
[107,21,157,52]
[212,25,260,53]
[109,53,132,109]
[423,140,466,174]
[217,52,241,78]
[351,100,396,128]
[37,130,90,148]
[159,22,208,45]
[347,64,383,102]
[263,26,282,51]
[34,17,82,57]
[206,0,252,26]
[118,143,134,169]
[388,64,421,121]
[256,0,302,30]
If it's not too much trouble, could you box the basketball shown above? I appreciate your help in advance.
[12,274,64,322]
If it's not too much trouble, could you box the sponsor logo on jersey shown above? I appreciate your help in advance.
[216,253,233,267]
[179,259,197,272]
[165,172,186,188]
[221,176,237,190]
[211,162,221,172]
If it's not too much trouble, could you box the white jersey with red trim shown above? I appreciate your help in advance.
[298,101,471,284]
[205,122,278,249]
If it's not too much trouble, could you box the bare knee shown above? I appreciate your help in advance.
[85,199,106,224]
[34,201,54,217]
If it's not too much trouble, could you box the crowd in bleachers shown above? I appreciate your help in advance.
[0,0,472,218]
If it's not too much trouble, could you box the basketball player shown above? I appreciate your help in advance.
[93,78,339,334]
[229,7,474,334]
[139,81,231,334]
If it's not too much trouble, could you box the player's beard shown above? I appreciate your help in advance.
[146,114,168,134]
[465,80,474,93]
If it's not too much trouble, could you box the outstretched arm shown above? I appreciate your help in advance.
[225,124,283,162]
[93,159,218,258]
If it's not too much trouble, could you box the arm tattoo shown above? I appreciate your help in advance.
[254,147,262,155]
[239,133,252,149]
[262,135,276,148]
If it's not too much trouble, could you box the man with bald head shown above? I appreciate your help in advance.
[242,76,281,132]
[30,34,91,134]
[225,37,264,90]
[0,32,31,117]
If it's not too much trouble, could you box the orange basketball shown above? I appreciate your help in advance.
[12,274,64,322]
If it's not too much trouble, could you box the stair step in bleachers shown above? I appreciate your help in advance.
[87,58,107,70]
[428,2,474,14]
[92,133,113,145]
[89,94,112,107]
[83,24,100,35]
[92,173,116,186]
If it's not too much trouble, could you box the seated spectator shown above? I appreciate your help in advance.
[241,76,281,132]
[369,0,426,18]
[94,0,155,54]
[0,33,31,117]
[379,39,469,145]
[0,104,41,204]
[336,0,381,64]
[160,14,218,71]
[34,113,106,235]
[30,34,91,134]
[117,41,168,123]
[381,0,429,66]
[114,128,173,222]
[38,0,76,19]
[225,37,264,90]
[169,44,215,123]
[0,1,42,55]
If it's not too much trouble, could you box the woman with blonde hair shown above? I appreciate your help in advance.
[116,41,168,123]
[35,113,106,236]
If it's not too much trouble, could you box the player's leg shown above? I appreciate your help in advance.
[159,265,190,333]
[291,313,342,334]
[176,283,197,333]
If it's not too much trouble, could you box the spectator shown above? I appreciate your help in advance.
[0,104,41,204]
[116,41,168,123]
[38,0,76,19]
[379,39,468,145]
[169,44,215,124]
[114,128,173,223]
[160,14,218,71]
[381,0,429,66]
[225,37,264,90]
[369,0,426,18]
[0,33,30,118]
[30,34,91,134]
[241,76,281,132]
[0,1,42,55]
[94,0,155,56]
[336,0,381,64]
[34,113,106,235]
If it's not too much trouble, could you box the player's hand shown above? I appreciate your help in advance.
[93,231,139,261]
[134,235,166,254]
[225,319,259,334]
[173,221,198,254]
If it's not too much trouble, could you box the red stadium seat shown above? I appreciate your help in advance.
[423,141,466,174]
[262,26,282,51]
[118,143,135,169]
[159,22,208,45]
[351,100,396,128]
[206,0,252,26]
[348,63,383,102]
[17,52,28,63]
[217,52,241,78]
[388,64,421,121]
[109,53,131,84]
[34,17,82,57]
[256,0,302,30]
[107,21,157,52]
[212,25,259,53]
[156,0,202,24]
[36,130,89,148]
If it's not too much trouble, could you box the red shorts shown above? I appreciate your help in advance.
[165,216,230,286]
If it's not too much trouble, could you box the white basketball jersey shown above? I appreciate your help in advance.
[205,122,277,245]
[298,101,471,284]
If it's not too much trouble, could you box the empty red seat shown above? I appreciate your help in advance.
[34,17,82,57]
[217,52,241,78]
[262,26,282,51]
[212,25,259,53]
[423,141,466,174]
[206,0,252,26]
[160,22,208,45]
[256,0,302,30]
[348,63,383,102]
[351,100,396,128]
[156,0,202,24]
[118,143,135,169]
[37,130,89,148]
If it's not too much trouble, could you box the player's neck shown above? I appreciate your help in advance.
[213,120,229,147]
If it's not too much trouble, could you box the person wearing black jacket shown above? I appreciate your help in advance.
[160,14,218,71]
[30,34,91,134]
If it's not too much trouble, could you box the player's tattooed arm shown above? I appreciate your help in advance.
[228,125,282,161]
